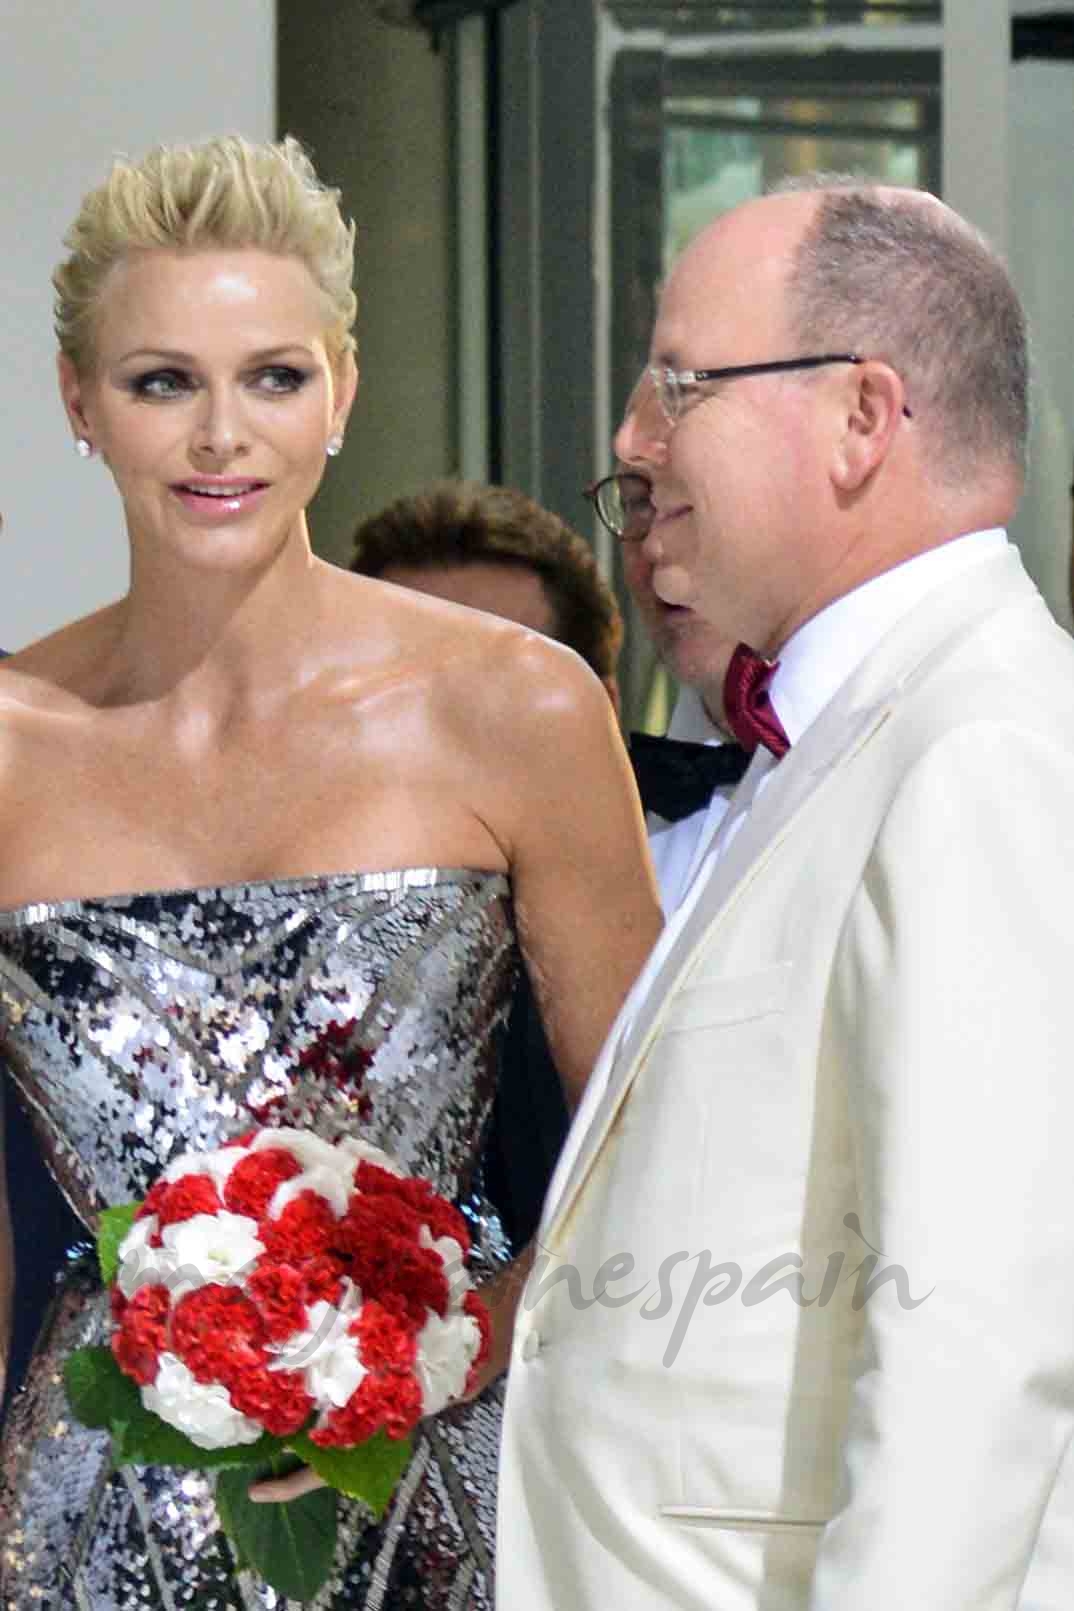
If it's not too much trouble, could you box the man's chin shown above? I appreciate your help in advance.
[660,631,733,710]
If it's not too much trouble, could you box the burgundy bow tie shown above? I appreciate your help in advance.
[722,642,790,759]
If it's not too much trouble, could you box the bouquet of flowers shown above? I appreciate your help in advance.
[65,1127,490,1599]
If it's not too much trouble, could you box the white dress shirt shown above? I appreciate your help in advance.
[646,685,738,914]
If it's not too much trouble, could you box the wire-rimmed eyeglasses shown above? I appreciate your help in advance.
[628,352,912,436]
[584,472,655,543]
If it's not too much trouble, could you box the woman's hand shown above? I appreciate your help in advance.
[457,1243,536,1402]
[248,1464,327,1504]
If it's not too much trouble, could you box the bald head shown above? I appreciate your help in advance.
[778,179,1028,497]
[613,177,1027,659]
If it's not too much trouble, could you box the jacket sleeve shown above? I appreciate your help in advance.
[813,720,1074,1611]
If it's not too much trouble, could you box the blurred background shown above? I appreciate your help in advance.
[2,0,1071,728]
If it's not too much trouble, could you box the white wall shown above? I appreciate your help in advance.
[0,0,275,649]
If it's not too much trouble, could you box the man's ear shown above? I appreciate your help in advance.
[830,360,907,493]
[57,352,93,443]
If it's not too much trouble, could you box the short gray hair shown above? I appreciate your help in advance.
[777,176,1028,485]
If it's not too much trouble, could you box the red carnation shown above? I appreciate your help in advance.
[227,1364,313,1437]
[352,1160,408,1198]
[112,1284,170,1386]
[171,1284,267,1385]
[310,1383,381,1447]
[260,1190,339,1263]
[353,1298,418,1372]
[310,1367,422,1447]
[136,1179,171,1222]
[301,1253,348,1307]
[245,1260,309,1342]
[355,1163,471,1254]
[224,1147,302,1221]
[336,1201,450,1320]
[366,1369,425,1439]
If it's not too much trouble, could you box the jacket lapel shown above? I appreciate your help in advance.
[542,546,1035,1239]
[542,697,889,1238]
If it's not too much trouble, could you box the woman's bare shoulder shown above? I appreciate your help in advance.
[1,604,126,706]
[324,565,593,693]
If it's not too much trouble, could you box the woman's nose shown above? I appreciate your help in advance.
[191,388,249,462]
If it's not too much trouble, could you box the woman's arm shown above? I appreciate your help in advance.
[485,633,663,1109]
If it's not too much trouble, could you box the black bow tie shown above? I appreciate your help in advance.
[628,731,751,823]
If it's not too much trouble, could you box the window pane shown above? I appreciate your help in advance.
[665,100,930,264]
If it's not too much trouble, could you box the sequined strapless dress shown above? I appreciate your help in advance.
[0,868,517,1610]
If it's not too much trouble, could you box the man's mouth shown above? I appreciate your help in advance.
[652,501,691,530]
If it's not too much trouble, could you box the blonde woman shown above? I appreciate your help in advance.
[0,136,661,1608]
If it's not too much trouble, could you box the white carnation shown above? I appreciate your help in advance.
[419,1225,472,1304]
[143,1353,264,1450]
[161,1143,247,1190]
[414,1310,481,1417]
[251,1127,347,1177]
[159,1211,264,1294]
[270,1285,365,1407]
[268,1166,349,1220]
[116,1215,180,1299]
[334,1135,404,1177]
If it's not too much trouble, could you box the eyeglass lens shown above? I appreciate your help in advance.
[598,474,654,541]
[624,368,675,437]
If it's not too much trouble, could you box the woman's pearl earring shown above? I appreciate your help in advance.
[326,433,344,458]
[75,437,93,459]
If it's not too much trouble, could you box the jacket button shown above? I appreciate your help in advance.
[520,1330,541,1363]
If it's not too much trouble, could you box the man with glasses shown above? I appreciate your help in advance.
[498,179,1074,1611]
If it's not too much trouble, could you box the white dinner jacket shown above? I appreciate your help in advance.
[498,546,1074,1611]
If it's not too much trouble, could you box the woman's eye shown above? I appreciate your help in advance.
[130,369,191,400]
[253,366,310,395]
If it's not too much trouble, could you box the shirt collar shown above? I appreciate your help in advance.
[769,528,1010,746]
[666,684,727,744]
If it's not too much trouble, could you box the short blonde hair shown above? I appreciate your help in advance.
[53,134,357,371]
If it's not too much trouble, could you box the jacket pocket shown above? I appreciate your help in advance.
[659,1506,826,1534]
[660,961,792,1036]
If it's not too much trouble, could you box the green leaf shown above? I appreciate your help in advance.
[216,1457,338,1600]
[96,1203,140,1284]
[112,1408,283,1472]
[65,1346,282,1470]
[65,1346,142,1430]
[286,1428,412,1515]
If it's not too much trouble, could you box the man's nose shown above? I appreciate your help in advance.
[614,374,669,468]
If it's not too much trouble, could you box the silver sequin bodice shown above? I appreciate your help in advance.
[0,868,517,1610]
